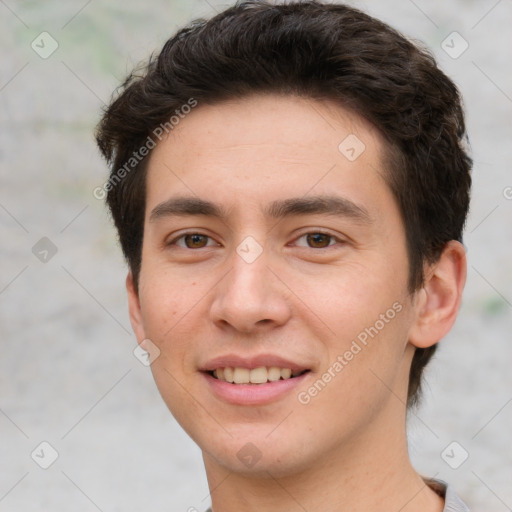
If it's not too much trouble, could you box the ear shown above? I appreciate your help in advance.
[408,241,467,349]
[126,272,147,344]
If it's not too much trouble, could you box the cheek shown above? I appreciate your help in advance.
[139,293,179,342]
[291,257,406,330]
[137,267,216,384]
[295,311,411,440]
[293,260,411,393]
[137,279,190,382]
[138,266,204,338]
[138,276,202,421]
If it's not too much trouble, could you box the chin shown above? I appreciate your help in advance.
[199,426,319,479]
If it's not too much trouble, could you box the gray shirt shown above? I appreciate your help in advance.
[428,479,470,512]
[204,479,470,512]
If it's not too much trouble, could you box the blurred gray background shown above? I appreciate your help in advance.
[1,1,511,510]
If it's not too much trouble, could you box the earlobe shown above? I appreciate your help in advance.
[408,241,467,349]
[126,272,147,344]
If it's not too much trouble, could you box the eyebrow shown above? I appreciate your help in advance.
[149,195,372,224]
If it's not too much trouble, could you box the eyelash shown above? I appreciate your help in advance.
[167,231,344,249]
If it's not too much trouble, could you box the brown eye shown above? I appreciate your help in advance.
[168,233,215,249]
[305,233,333,248]
[183,234,209,248]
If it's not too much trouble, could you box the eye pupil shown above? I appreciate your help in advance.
[307,233,330,248]
[185,234,208,248]
[180,233,333,249]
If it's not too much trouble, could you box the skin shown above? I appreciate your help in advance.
[126,93,466,512]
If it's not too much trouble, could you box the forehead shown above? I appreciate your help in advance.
[144,93,395,223]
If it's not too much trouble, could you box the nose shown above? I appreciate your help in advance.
[209,249,292,334]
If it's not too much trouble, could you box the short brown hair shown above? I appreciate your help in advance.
[95,0,472,408]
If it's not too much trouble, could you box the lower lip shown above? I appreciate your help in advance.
[202,371,310,406]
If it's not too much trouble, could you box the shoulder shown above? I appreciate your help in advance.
[204,481,470,512]
[424,477,471,512]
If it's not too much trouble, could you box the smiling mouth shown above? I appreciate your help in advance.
[207,366,310,385]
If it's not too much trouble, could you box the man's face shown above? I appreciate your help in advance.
[128,94,419,476]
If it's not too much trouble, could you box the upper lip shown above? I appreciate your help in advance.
[200,354,310,372]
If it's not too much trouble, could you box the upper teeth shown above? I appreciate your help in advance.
[213,366,301,384]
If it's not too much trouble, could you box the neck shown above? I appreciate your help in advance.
[202,399,444,512]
